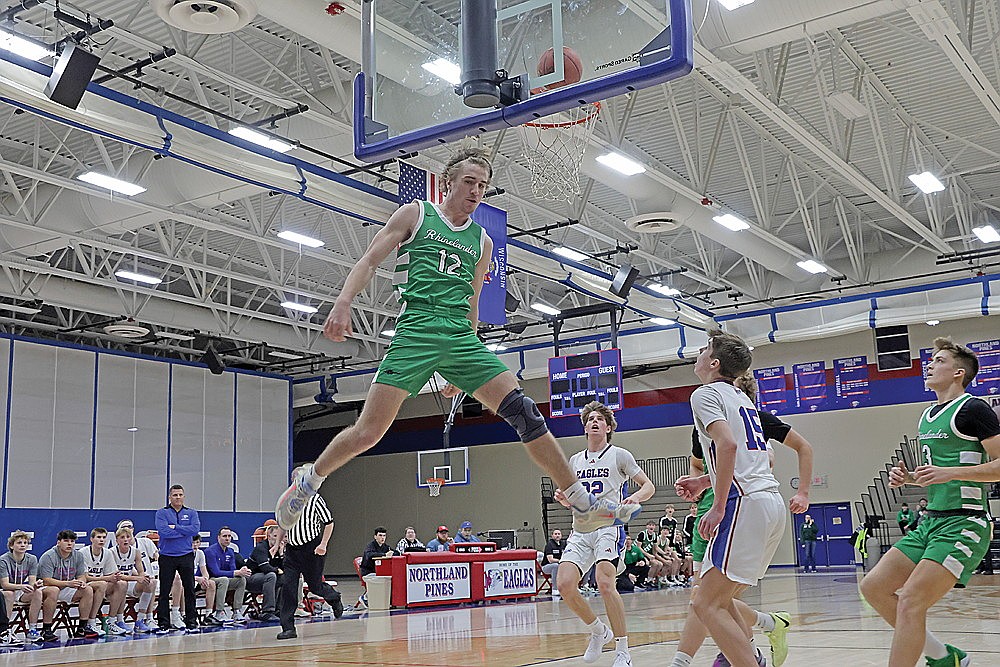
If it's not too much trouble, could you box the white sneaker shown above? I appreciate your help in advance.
[275,464,320,529]
[574,497,643,533]
[552,589,561,598]
[612,652,633,667]
[87,621,106,637]
[294,607,311,617]
[232,609,249,624]
[107,620,130,636]
[583,623,613,663]
[170,609,185,630]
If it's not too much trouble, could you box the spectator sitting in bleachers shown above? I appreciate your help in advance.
[246,526,282,622]
[453,521,483,543]
[107,526,154,635]
[0,530,44,642]
[396,527,425,553]
[360,527,394,577]
[38,530,102,639]
[426,526,453,552]
[205,527,251,624]
[541,528,565,597]
[171,534,222,627]
[621,535,650,588]
[79,527,124,637]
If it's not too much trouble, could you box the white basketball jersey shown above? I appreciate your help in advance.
[78,545,115,577]
[691,381,779,497]
[569,443,642,532]
[109,545,137,575]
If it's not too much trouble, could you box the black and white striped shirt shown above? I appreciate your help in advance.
[287,495,334,547]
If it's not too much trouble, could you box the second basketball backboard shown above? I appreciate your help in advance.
[355,0,693,161]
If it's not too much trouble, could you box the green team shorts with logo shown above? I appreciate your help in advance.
[373,305,509,397]
[690,489,715,565]
[893,513,992,586]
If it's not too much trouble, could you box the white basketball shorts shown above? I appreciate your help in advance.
[561,524,626,576]
[703,489,786,586]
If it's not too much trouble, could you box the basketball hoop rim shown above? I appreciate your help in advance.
[426,477,446,486]
[523,101,601,129]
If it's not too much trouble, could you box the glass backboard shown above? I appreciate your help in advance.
[355,0,693,162]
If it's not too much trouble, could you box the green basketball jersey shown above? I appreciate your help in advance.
[917,393,989,513]
[393,201,486,315]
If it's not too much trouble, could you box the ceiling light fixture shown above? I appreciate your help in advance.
[0,29,51,61]
[649,317,676,326]
[717,0,755,9]
[972,225,1000,243]
[552,246,588,262]
[280,301,318,314]
[269,350,304,360]
[228,126,294,153]
[486,343,508,352]
[908,171,945,194]
[127,427,138,432]
[530,303,561,316]
[422,58,461,85]
[380,329,396,338]
[277,230,324,248]
[156,331,196,342]
[713,213,750,231]
[926,320,940,326]
[78,172,146,196]
[827,91,868,119]
[115,270,162,285]
[796,259,828,274]
[596,152,646,176]
[649,283,681,296]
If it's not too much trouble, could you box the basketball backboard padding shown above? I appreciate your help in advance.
[354,0,693,162]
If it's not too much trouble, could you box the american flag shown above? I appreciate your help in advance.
[398,161,445,205]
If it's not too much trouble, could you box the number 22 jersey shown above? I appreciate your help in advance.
[569,443,642,532]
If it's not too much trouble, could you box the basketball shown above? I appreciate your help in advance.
[536,46,584,90]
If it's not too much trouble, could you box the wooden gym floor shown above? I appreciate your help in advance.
[6,568,999,666]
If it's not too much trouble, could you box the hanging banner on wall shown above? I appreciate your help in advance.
[919,348,935,397]
[473,202,508,326]
[966,339,1000,397]
[834,356,870,408]
[793,361,828,411]
[754,366,787,414]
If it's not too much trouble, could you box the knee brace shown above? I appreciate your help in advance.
[497,388,549,443]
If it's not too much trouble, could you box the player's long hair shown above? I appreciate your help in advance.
[707,328,753,379]
[442,147,493,188]
[580,400,617,441]
[734,372,758,402]
[933,336,979,387]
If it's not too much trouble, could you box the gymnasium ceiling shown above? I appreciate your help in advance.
[0,0,998,379]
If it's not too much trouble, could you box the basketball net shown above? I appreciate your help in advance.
[427,478,445,497]
[517,102,600,202]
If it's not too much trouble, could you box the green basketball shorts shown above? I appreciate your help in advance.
[373,304,509,397]
[893,513,992,586]
[690,488,715,565]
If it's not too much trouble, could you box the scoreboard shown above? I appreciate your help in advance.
[548,349,623,417]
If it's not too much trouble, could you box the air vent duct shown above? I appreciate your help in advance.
[150,0,258,34]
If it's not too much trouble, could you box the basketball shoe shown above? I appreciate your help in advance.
[763,611,791,667]
[926,644,970,667]
[573,497,643,533]
[275,464,321,529]
[713,648,767,667]
[583,622,613,663]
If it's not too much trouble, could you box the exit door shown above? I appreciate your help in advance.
[792,502,855,568]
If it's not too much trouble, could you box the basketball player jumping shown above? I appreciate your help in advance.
[275,148,640,531]
[673,330,787,667]
[860,337,1000,667]
[554,401,655,667]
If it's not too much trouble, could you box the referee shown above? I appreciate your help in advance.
[277,465,344,640]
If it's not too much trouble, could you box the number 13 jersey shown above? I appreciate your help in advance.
[393,201,487,316]
[691,381,779,498]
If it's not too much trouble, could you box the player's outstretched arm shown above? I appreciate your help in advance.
[781,428,814,513]
[323,201,420,342]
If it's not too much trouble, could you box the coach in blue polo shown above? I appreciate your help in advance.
[154,484,201,632]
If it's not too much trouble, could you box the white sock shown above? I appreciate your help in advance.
[138,592,153,609]
[586,618,604,634]
[302,463,326,490]
[924,631,948,660]
[756,610,776,632]
[171,606,179,613]
[670,652,693,667]
[564,482,592,511]
[615,636,629,653]
[116,614,124,623]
